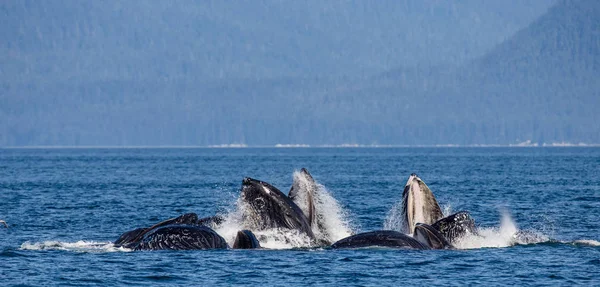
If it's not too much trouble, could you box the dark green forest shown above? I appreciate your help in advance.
[1,0,598,146]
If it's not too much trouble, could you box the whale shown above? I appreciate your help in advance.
[288,168,317,228]
[233,230,261,249]
[114,213,231,250]
[240,177,315,240]
[115,213,202,246]
[0,220,7,228]
[330,224,453,250]
[131,224,228,250]
[288,168,338,245]
[331,230,429,249]
[401,174,444,234]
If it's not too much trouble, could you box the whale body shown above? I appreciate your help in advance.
[331,230,428,249]
[132,225,228,250]
[115,213,229,250]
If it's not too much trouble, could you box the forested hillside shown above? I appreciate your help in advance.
[3,0,597,146]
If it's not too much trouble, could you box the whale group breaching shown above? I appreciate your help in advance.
[114,169,478,251]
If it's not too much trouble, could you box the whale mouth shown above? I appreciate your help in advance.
[238,176,315,240]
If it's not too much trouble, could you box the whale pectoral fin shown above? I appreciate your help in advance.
[0,220,7,228]
[233,230,261,249]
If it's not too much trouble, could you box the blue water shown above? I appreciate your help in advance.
[1,147,599,286]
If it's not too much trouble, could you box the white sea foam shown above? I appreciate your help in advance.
[571,239,600,246]
[20,240,131,253]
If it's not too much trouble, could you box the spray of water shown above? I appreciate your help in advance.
[383,200,403,231]
[303,173,354,243]
[453,211,549,249]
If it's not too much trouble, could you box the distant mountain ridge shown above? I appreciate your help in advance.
[2,0,598,146]
[1,0,552,81]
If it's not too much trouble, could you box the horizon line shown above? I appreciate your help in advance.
[2,143,599,149]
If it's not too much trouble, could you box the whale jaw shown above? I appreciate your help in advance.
[401,174,444,234]
[241,177,315,239]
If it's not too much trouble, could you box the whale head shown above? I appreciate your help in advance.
[240,177,314,239]
[233,229,261,249]
[288,168,317,227]
[401,174,444,234]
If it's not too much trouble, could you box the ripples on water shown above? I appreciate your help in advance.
[1,147,599,285]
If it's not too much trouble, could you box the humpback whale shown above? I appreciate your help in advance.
[115,213,201,246]
[330,223,453,250]
[0,220,7,228]
[289,168,317,228]
[331,230,428,249]
[240,177,315,240]
[401,174,444,234]
[288,168,342,245]
[115,213,230,250]
[132,225,228,250]
[233,230,261,249]
[334,173,478,250]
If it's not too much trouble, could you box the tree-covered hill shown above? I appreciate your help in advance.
[3,1,597,146]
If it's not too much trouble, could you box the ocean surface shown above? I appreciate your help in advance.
[1,147,599,286]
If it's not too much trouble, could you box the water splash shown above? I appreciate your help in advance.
[20,240,131,253]
[309,176,354,243]
[453,211,549,249]
[383,200,403,231]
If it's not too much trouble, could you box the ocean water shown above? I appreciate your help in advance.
[1,147,599,286]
